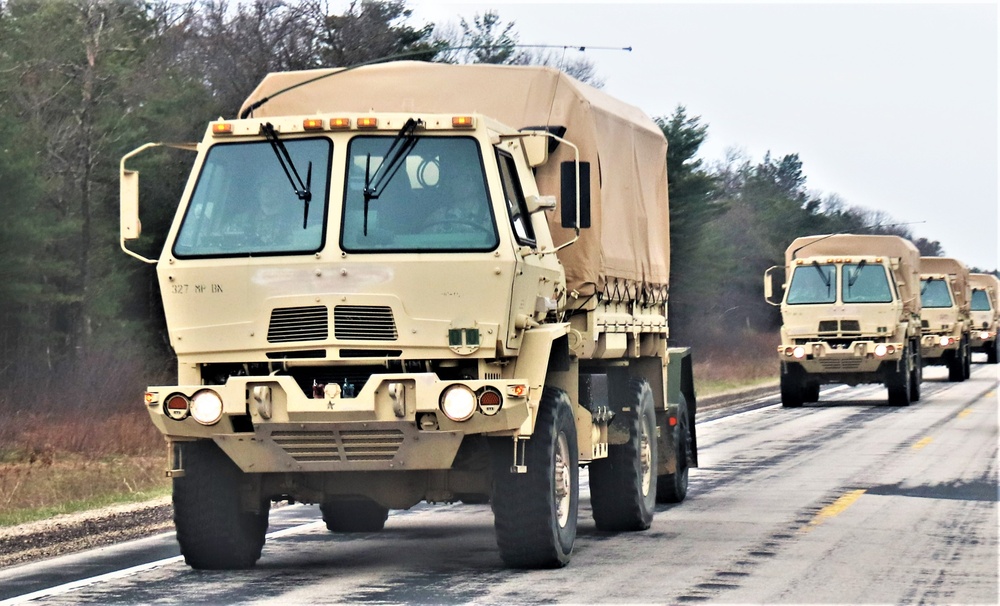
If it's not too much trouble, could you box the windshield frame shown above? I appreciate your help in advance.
[172,137,332,260]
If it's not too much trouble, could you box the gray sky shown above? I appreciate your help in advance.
[410,1,998,270]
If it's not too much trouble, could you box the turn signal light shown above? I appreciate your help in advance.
[506,384,528,397]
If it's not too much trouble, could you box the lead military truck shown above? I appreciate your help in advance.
[765,234,923,407]
[120,62,697,570]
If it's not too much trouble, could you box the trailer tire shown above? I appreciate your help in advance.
[320,498,389,532]
[780,370,804,408]
[590,379,657,530]
[491,387,578,569]
[173,441,269,570]
[656,393,690,504]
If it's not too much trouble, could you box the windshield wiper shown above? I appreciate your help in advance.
[362,118,422,235]
[847,259,867,288]
[260,122,313,228]
[811,260,832,291]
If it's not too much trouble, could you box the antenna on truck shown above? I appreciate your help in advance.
[239,44,632,119]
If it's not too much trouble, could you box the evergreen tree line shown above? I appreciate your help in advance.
[0,0,946,400]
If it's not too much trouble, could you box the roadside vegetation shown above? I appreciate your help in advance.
[0,1,977,527]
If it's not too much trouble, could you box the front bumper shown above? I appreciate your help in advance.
[920,333,962,360]
[969,329,997,349]
[144,373,532,473]
[777,340,904,374]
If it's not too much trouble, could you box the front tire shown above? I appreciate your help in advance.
[987,339,999,364]
[781,368,804,408]
[887,347,912,406]
[320,498,389,532]
[590,378,657,530]
[491,387,578,569]
[173,441,269,570]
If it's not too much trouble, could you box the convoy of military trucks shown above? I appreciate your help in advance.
[119,60,994,571]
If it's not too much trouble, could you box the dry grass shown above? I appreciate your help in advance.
[0,352,172,526]
[691,330,780,395]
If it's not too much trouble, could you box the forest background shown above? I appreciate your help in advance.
[0,0,987,520]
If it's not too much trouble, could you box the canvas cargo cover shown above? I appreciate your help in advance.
[921,257,971,307]
[786,234,922,314]
[240,61,671,298]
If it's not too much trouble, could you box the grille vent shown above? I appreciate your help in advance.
[267,306,329,343]
[818,320,861,334]
[817,358,863,372]
[334,305,398,341]
[271,429,404,463]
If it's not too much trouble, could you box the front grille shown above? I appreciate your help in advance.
[817,358,864,372]
[267,306,329,343]
[818,320,838,333]
[818,320,861,335]
[334,305,398,341]
[271,428,405,463]
[840,320,861,333]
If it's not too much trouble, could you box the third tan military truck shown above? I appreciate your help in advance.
[120,62,697,570]
[765,234,922,407]
[920,257,972,381]
[968,273,999,364]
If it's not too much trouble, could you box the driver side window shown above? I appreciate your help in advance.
[496,150,535,246]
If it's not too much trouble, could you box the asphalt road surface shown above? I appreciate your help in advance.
[2,362,996,605]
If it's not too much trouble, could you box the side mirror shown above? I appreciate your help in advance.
[764,265,785,306]
[560,161,591,229]
[120,168,141,241]
[521,134,549,168]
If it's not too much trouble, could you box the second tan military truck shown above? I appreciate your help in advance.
[920,257,972,381]
[765,234,923,407]
[968,273,999,364]
[120,62,697,570]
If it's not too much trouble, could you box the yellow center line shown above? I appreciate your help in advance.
[957,408,973,419]
[800,489,866,533]
[912,436,933,450]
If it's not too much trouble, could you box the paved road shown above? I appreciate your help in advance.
[2,363,996,605]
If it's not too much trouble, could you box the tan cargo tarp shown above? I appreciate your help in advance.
[786,234,922,315]
[240,62,671,298]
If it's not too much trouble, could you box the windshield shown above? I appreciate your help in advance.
[341,136,498,252]
[174,139,330,258]
[971,289,992,311]
[786,263,835,305]
[920,278,954,308]
[842,263,893,303]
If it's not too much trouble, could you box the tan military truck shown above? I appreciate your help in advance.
[764,234,922,407]
[919,257,972,381]
[120,62,697,570]
[969,273,1000,364]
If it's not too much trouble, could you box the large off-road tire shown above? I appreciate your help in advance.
[656,393,690,504]
[987,340,999,364]
[590,378,658,531]
[491,387,578,569]
[173,441,269,570]
[804,382,821,403]
[887,347,912,406]
[963,339,972,379]
[780,369,804,408]
[320,498,389,532]
[909,345,922,402]
[948,343,966,382]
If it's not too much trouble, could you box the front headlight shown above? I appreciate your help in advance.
[792,346,806,359]
[980,331,991,340]
[440,385,476,422]
[874,344,888,357]
[190,389,224,425]
[938,336,954,347]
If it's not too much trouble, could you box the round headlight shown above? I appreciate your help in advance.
[190,389,224,425]
[874,344,888,357]
[939,336,953,347]
[440,385,476,422]
[792,346,806,359]
[980,331,991,340]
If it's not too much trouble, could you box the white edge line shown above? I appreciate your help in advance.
[698,385,851,427]
[0,520,327,605]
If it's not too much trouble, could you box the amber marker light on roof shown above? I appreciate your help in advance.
[452,116,475,128]
[329,117,351,129]
[303,118,324,130]
[212,123,233,135]
[357,117,378,128]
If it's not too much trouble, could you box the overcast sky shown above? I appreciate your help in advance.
[409,1,998,270]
